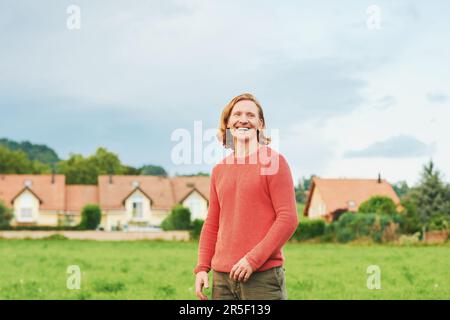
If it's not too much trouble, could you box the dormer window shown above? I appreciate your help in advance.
[15,192,37,223]
[132,201,143,218]
[20,208,33,221]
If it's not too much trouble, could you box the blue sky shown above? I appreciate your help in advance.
[1,0,449,185]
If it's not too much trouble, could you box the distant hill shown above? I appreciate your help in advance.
[0,138,60,164]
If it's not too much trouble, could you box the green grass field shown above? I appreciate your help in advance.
[0,239,449,299]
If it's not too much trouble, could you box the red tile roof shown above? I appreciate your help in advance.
[98,175,174,210]
[304,177,400,217]
[0,174,211,212]
[0,174,65,211]
[170,176,210,204]
[65,185,99,212]
[98,175,210,210]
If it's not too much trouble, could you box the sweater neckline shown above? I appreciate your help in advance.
[232,145,266,160]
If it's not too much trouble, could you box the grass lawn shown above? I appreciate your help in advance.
[0,239,449,299]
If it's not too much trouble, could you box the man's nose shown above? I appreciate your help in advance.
[238,115,249,122]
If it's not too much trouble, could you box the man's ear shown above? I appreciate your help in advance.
[258,119,264,130]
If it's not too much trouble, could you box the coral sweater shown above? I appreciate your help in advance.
[194,146,298,274]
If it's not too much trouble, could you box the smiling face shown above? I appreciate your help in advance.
[227,100,263,143]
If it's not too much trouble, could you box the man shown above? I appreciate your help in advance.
[193,93,298,300]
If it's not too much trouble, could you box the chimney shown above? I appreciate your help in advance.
[51,163,56,184]
[109,174,113,184]
[378,173,381,183]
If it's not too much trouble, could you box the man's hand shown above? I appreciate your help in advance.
[195,271,209,300]
[230,256,253,282]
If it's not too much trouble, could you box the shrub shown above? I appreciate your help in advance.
[332,212,403,243]
[0,201,13,229]
[397,232,421,245]
[161,215,174,231]
[79,204,102,230]
[359,195,398,215]
[292,219,326,241]
[190,219,204,240]
[161,205,191,231]
[400,197,422,234]
[428,213,449,231]
[382,221,400,242]
[42,234,69,240]
[320,223,336,242]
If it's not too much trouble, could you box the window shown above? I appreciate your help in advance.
[132,202,143,218]
[20,208,33,221]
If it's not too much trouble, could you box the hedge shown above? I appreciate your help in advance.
[332,212,404,243]
[190,219,204,240]
[291,219,326,241]
[161,205,192,231]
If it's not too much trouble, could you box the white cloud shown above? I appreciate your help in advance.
[343,135,436,158]
[0,0,449,184]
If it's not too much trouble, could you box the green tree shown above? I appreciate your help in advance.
[58,147,124,184]
[400,196,422,234]
[295,182,306,203]
[406,160,450,231]
[140,165,168,176]
[0,201,13,229]
[359,195,398,215]
[122,165,141,175]
[0,146,49,174]
[190,219,204,240]
[79,204,102,230]
[0,138,60,164]
[161,205,191,230]
[393,180,410,198]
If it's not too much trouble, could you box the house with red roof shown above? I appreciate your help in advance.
[303,176,401,222]
[0,174,210,230]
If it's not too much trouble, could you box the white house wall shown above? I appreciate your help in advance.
[12,189,40,225]
[307,188,327,219]
[182,191,208,221]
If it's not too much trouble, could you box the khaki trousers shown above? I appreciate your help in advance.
[212,266,287,300]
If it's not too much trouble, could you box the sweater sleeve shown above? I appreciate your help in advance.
[245,155,299,271]
[193,167,220,274]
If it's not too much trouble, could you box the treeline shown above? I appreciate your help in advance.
[0,138,169,184]
[0,138,60,164]
[0,138,210,184]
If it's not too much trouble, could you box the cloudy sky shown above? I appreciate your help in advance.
[1,0,449,186]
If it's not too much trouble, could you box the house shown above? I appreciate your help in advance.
[0,174,66,226]
[0,174,210,230]
[303,176,401,222]
[98,175,209,231]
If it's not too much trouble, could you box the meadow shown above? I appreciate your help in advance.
[0,239,449,299]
